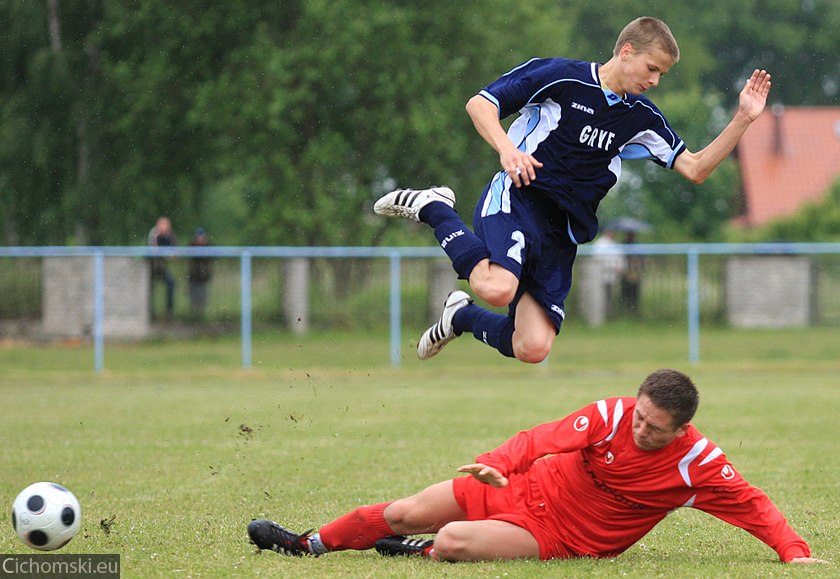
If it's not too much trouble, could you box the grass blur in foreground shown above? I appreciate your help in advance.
[0,324,837,578]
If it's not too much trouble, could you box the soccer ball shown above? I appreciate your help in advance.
[11,482,82,551]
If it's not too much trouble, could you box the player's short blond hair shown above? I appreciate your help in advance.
[613,17,680,62]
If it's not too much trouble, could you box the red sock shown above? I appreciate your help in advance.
[318,501,395,551]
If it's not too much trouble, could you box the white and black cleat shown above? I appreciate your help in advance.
[373,187,456,222]
[417,290,472,360]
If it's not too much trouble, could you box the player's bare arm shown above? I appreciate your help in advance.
[466,95,543,188]
[673,69,771,184]
[457,463,509,487]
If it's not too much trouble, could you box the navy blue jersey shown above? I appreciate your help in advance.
[479,58,685,243]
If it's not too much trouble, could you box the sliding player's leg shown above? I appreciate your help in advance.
[433,519,540,561]
[248,480,464,557]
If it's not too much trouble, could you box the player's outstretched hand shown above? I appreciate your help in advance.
[738,69,772,122]
[457,463,509,488]
[499,147,543,189]
[788,556,829,564]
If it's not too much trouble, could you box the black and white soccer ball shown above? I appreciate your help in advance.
[11,482,82,551]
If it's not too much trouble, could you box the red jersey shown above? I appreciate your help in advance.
[473,397,810,561]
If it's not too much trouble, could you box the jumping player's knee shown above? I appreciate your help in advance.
[469,271,518,307]
[512,332,554,364]
[478,285,517,308]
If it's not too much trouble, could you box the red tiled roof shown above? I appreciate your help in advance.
[735,106,840,228]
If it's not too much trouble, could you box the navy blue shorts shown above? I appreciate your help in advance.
[472,175,577,331]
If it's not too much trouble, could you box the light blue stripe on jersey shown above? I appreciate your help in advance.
[502,57,541,77]
[628,99,681,150]
[507,100,561,158]
[566,216,581,245]
[481,172,510,217]
[516,104,542,151]
[479,89,500,111]
[524,63,601,105]
[619,136,685,165]
[665,143,685,168]
[620,143,656,160]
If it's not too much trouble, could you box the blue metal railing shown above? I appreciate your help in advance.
[2,243,838,372]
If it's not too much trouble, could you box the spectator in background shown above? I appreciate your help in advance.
[188,227,212,319]
[620,231,643,317]
[591,230,626,318]
[148,216,176,320]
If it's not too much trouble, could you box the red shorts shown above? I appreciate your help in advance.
[452,474,574,560]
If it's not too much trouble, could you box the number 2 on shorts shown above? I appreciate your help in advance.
[507,230,525,264]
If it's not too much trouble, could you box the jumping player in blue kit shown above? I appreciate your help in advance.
[375,17,772,363]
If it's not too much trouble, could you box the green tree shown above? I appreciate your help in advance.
[696,0,840,106]
[0,0,96,244]
[1,1,837,245]
[183,0,574,246]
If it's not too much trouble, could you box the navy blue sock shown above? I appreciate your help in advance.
[419,203,490,280]
[418,202,454,227]
[453,304,515,358]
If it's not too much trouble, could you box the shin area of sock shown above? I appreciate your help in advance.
[317,502,395,551]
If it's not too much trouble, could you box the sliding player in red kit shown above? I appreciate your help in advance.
[248,369,826,565]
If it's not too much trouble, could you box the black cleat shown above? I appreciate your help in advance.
[248,519,313,556]
[375,535,434,557]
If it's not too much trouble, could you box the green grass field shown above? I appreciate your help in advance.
[1,323,838,577]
